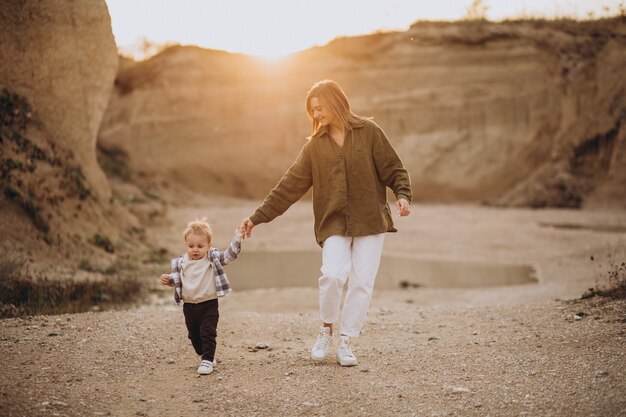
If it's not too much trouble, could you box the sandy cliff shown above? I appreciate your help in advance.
[1,0,117,201]
[98,19,626,208]
[0,1,139,273]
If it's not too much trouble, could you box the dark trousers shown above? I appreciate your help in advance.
[183,299,219,362]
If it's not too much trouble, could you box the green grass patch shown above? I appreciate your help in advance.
[78,259,118,275]
[143,247,169,264]
[0,256,143,318]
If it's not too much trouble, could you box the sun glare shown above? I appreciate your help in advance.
[105,0,625,60]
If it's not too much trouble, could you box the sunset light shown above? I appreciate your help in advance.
[3,0,626,413]
[105,0,624,59]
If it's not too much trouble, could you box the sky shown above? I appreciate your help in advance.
[105,0,624,59]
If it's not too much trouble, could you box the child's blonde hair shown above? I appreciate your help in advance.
[183,218,213,244]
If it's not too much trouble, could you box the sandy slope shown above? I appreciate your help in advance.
[1,197,625,416]
[98,20,626,208]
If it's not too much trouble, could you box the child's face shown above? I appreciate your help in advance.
[185,232,210,260]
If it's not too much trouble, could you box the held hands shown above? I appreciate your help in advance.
[235,224,246,240]
[238,203,406,237]
[160,274,170,286]
[396,198,410,217]
[239,217,255,238]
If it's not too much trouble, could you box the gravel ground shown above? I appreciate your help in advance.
[0,290,624,417]
[2,200,625,416]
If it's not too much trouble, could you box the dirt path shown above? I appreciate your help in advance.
[1,295,624,416]
[1,199,625,416]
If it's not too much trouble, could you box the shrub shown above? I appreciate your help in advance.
[90,233,115,253]
[63,165,91,200]
[0,255,143,318]
[78,258,119,275]
[0,87,32,134]
[582,242,626,300]
[143,247,169,264]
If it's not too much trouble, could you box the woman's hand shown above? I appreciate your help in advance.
[240,217,255,238]
[160,274,171,286]
[396,198,410,216]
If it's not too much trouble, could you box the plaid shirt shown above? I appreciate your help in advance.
[166,234,241,304]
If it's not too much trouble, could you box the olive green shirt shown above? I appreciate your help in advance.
[250,118,412,247]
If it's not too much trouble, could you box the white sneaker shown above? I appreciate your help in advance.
[310,326,332,361]
[336,335,357,366]
[197,359,214,375]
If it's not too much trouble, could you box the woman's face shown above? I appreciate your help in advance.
[310,97,335,127]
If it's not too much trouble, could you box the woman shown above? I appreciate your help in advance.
[240,80,411,366]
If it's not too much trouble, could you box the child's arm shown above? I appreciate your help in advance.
[161,257,183,304]
[160,257,179,287]
[216,226,244,266]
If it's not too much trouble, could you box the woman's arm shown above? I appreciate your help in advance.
[371,125,412,204]
[244,144,313,236]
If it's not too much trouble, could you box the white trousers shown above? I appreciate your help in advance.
[318,233,385,337]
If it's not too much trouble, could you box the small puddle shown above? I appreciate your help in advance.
[538,222,626,234]
[227,251,538,290]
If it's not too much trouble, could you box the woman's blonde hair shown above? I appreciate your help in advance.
[305,80,361,136]
[183,218,213,243]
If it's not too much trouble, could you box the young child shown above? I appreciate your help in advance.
[160,218,244,375]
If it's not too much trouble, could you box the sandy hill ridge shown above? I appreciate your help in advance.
[99,19,626,209]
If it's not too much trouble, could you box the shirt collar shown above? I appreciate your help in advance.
[311,119,365,139]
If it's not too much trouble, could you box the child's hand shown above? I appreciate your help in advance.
[235,225,245,240]
[160,274,171,286]
[240,217,255,238]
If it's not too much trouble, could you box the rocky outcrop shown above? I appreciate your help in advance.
[0,1,139,271]
[98,19,626,208]
[1,0,117,202]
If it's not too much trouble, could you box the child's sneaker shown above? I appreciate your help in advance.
[197,359,214,375]
[336,335,357,366]
[310,326,332,361]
